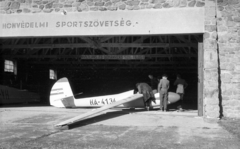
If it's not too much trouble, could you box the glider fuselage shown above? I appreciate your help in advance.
[50,78,180,108]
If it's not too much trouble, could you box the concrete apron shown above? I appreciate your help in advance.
[0,106,239,149]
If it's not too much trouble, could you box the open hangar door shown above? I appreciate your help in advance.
[1,34,203,112]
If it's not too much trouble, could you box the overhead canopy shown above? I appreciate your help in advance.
[0,8,204,37]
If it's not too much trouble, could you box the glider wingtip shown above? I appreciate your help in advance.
[55,124,69,130]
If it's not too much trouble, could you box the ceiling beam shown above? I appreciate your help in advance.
[2,54,197,59]
[1,43,198,49]
[40,66,197,71]
[79,37,110,54]
[29,61,196,65]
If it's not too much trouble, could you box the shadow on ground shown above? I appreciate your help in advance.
[68,109,148,129]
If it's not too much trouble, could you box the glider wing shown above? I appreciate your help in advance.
[55,94,143,129]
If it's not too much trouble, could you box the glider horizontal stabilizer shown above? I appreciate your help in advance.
[55,94,143,129]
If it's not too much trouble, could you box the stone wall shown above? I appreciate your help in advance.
[204,0,240,119]
[0,0,205,14]
[216,0,240,118]
[204,0,220,119]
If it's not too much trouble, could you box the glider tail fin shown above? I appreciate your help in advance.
[50,77,75,108]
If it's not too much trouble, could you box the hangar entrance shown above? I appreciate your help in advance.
[1,34,203,115]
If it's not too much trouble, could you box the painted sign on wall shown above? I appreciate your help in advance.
[0,8,204,37]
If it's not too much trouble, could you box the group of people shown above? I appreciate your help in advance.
[136,74,188,112]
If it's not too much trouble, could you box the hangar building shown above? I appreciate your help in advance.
[0,0,240,120]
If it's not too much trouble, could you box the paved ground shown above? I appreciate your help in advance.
[0,105,240,149]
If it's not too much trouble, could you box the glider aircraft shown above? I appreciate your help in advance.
[50,77,180,108]
[50,77,180,128]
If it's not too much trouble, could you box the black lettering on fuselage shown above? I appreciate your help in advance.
[89,98,116,106]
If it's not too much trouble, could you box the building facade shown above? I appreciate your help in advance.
[0,0,240,119]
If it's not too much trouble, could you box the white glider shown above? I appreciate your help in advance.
[50,77,180,109]
[50,77,180,129]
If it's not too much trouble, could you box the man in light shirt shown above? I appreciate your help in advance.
[158,74,170,112]
[174,74,188,111]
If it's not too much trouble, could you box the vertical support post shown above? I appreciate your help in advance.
[198,42,204,116]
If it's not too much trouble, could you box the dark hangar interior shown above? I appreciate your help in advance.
[1,34,202,109]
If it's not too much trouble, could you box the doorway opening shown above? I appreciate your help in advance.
[1,34,203,114]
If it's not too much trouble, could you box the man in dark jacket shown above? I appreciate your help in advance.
[136,83,155,111]
[148,75,159,94]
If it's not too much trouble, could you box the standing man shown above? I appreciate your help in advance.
[158,74,170,112]
[174,74,188,111]
[148,75,159,94]
[136,83,155,111]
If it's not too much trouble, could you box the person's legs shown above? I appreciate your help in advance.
[176,93,181,109]
[142,98,146,107]
[148,98,154,110]
[145,99,152,111]
[180,93,184,109]
[159,92,164,111]
[163,93,168,111]
[177,93,184,110]
[142,92,149,110]
[175,93,185,112]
